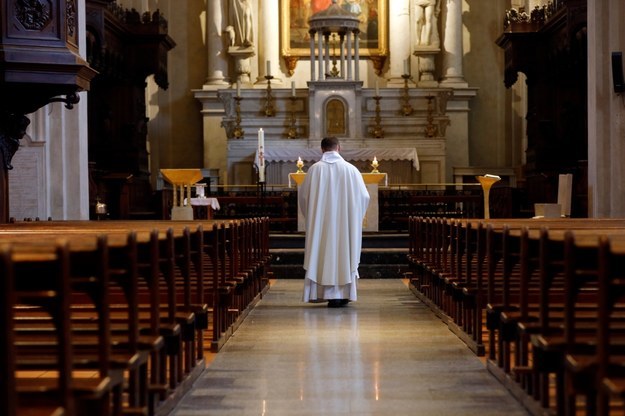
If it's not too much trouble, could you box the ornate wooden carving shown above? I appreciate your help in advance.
[0,0,98,221]
[497,0,587,216]
[86,1,175,219]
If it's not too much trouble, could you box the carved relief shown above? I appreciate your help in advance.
[66,0,77,38]
[15,0,52,31]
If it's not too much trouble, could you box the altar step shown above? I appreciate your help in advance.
[269,233,409,279]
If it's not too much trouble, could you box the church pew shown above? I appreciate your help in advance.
[596,236,625,416]
[407,216,625,415]
[10,240,124,416]
[0,218,269,412]
[0,218,270,352]
[0,226,193,414]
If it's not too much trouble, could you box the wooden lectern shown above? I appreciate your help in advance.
[161,169,204,220]
[289,172,387,232]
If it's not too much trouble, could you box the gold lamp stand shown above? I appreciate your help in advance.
[476,174,501,219]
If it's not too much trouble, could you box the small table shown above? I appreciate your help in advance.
[160,169,204,220]
[187,197,220,220]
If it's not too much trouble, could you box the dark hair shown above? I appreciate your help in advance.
[321,136,339,151]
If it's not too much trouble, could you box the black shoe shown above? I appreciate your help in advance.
[327,299,342,308]
[339,299,350,306]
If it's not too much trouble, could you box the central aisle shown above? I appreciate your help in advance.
[172,280,528,416]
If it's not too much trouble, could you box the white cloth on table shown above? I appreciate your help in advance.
[185,197,220,210]
[263,147,420,170]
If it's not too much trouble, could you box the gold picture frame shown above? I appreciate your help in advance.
[280,0,388,75]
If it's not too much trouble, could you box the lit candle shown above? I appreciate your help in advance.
[291,81,296,97]
[375,79,379,96]
[266,60,271,77]
[258,128,265,182]
[404,59,409,76]
[236,80,241,97]
[373,156,378,164]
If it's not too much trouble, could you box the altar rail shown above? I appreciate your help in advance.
[202,184,515,232]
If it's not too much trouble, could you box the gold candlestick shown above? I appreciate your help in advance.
[264,75,275,117]
[233,96,244,139]
[401,74,413,116]
[424,95,438,137]
[371,157,379,173]
[372,95,384,138]
[296,157,304,173]
[287,96,298,139]
[476,174,501,219]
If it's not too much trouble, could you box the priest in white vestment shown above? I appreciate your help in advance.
[299,137,370,307]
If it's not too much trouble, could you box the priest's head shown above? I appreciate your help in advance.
[321,136,340,152]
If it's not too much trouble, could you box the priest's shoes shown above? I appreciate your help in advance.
[327,299,350,308]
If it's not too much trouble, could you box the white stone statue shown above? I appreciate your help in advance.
[415,0,440,47]
[227,0,254,48]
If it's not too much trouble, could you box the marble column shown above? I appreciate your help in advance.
[441,0,467,87]
[205,0,229,86]
[256,0,282,85]
[388,0,411,85]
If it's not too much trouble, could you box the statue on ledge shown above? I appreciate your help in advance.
[227,0,254,48]
[415,0,440,47]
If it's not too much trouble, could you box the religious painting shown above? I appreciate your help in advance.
[281,0,387,59]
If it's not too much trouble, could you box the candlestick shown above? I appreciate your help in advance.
[264,74,275,117]
[287,96,298,139]
[371,156,379,173]
[296,156,304,173]
[233,96,243,138]
[258,128,265,182]
[371,95,384,138]
[401,74,413,116]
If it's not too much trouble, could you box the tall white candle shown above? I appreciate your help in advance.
[266,60,271,77]
[291,81,296,97]
[236,80,241,97]
[258,128,265,182]
[375,79,379,96]
[404,59,409,76]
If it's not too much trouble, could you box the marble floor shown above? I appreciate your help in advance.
[171,280,529,416]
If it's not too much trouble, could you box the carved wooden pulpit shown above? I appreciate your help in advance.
[0,0,98,222]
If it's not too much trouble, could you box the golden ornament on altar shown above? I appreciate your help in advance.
[371,157,379,173]
[296,157,304,173]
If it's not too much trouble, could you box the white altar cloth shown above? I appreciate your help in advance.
[184,197,221,210]
[262,148,419,170]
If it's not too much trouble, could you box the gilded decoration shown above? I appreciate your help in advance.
[281,0,388,71]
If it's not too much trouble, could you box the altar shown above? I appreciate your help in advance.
[289,171,387,232]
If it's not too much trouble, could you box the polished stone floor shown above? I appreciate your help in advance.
[171,280,528,416]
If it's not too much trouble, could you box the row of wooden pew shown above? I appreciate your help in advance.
[0,218,270,416]
[407,216,625,416]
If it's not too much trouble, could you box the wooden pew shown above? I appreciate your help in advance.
[1,218,271,415]
[11,240,122,416]
[407,217,625,415]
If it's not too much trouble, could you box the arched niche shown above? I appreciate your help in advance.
[324,97,348,137]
